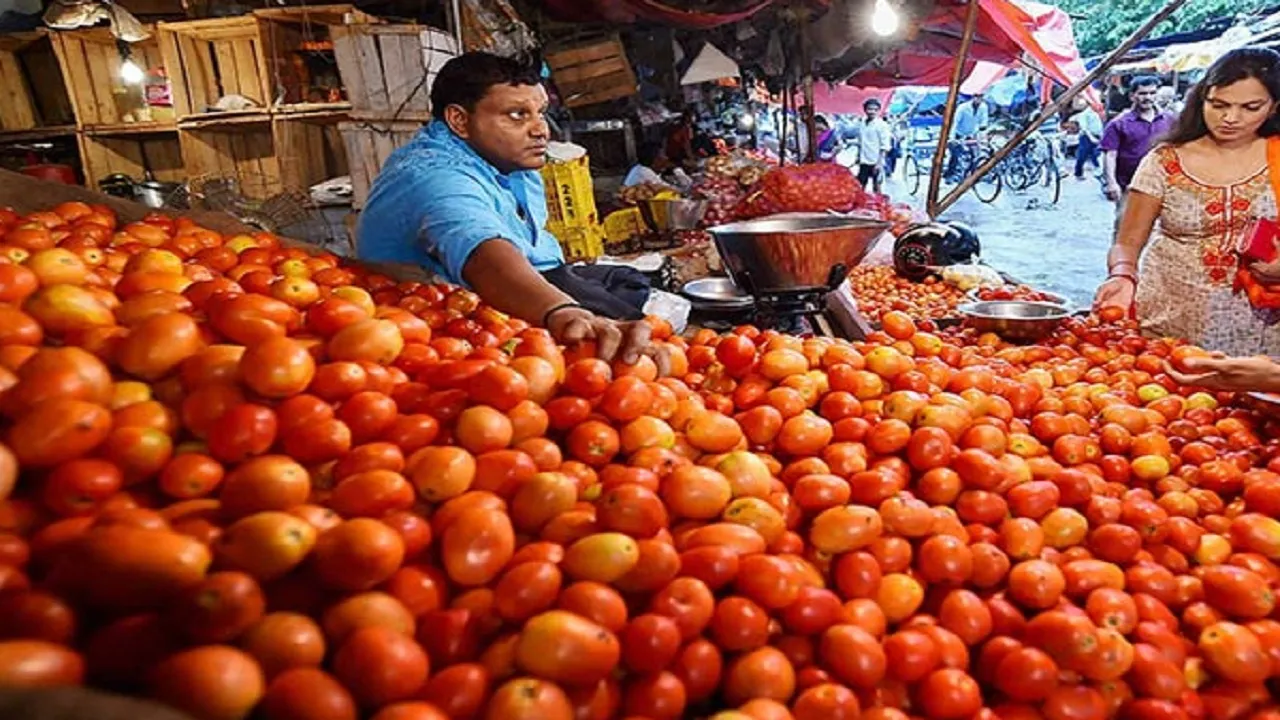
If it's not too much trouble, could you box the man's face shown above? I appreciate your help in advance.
[970,95,983,107]
[447,83,550,173]
[1132,85,1158,111]
[866,104,881,120]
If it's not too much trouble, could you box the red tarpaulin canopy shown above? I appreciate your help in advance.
[852,0,1088,89]
[537,0,773,28]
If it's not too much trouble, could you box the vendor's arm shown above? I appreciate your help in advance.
[418,183,664,371]
[463,241,667,370]
[1094,152,1163,312]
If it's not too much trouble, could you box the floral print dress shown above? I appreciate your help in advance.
[1131,145,1280,354]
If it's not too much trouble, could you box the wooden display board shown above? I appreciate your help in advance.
[331,24,454,120]
[179,113,347,200]
[338,119,422,209]
[78,130,185,192]
[545,34,638,108]
[53,26,175,131]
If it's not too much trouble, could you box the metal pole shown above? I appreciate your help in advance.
[926,0,982,217]
[804,75,818,161]
[932,0,1189,216]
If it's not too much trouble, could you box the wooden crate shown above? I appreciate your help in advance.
[78,129,185,192]
[545,35,638,108]
[157,6,375,121]
[0,31,75,133]
[338,120,422,209]
[178,112,348,200]
[332,24,456,120]
[53,26,176,131]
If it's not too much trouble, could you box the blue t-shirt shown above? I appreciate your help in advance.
[356,121,565,285]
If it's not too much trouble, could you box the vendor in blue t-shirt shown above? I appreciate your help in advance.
[358,52,662,371]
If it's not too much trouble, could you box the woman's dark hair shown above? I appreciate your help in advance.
[430,52,542,120]
[1163,48,1280,145]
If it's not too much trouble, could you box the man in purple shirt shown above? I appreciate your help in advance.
[1101,76,1175,225]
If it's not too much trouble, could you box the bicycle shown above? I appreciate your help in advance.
[990,130,1061,206]
[901,139,1000,204]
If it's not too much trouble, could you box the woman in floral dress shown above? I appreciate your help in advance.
[1095,49,1280,355]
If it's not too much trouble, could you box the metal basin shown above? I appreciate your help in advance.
[639,199,708,231]
[708,214,891,293]
[682,277,752,308]
[958,300,1070,341]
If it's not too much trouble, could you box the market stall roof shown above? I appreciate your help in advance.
[535,0,773,28]
[850,0,1089,90]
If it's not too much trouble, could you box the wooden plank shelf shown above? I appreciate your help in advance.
[81,122,178,137]
[0,125,78,144]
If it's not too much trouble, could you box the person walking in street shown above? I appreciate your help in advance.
[1100,76,1175,226]
[1070,96,1103,179]
[855,98,893,194]
[945,93,989,181]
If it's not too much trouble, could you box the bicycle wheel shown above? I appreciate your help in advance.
[1042,155,1062,205]
[972,151,1002,204]
[906,154,922,195]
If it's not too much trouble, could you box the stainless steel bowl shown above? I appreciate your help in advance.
[708,214,891,292]
[639,199,709,231]
[958,300,1070,341]
[681,277,752,308]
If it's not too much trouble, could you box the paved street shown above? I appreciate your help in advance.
[891,168,1116,308]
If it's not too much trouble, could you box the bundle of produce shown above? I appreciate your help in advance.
[735,164,864,220]
[848,265,969,323]
[692,177,746,227]
[617,183,676,207]
[2,201,1280,720]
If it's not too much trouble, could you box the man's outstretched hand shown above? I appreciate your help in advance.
[546,306,672,376]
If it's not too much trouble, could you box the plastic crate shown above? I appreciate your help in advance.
[549,222,605,262]
[604,207,645,244]
[541,155,599,228]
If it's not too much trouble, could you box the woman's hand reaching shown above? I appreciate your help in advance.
[1092,277,1135,315]
[1250,259,1280,284]
[1163,354,1280,393]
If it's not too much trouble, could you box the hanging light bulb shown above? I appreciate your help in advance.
[116,40,145,84]
[120,57,145,84]
[871,0,901,37]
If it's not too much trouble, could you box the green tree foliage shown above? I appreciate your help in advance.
[1051,0,1274,57]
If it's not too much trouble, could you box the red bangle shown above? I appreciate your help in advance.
[1108,273,1138,285]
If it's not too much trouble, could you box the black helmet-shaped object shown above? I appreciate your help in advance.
[892,222,981,281]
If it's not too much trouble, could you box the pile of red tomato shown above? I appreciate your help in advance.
[848,266,968,325]
[2,200,1280,720]
[973,286,1063,305]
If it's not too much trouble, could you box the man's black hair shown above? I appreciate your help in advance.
[430,52,543,121]
[637,141,663,166]
[864,98,882,111]
[1129,75,1160,93]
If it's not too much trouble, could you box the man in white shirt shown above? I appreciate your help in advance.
[855,98,892,194]
[1068,97,1103,180]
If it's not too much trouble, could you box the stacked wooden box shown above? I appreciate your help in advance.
[333,24,457,209]
[0,30,75,140]
[152,5,372,200]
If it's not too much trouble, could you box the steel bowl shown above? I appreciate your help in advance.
[964,286,1072,307]
[708,214,891,293]
[639,199,709,231]
[958,300,1071,341]
[681,277,752,308]
[1246,392,1280,419]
